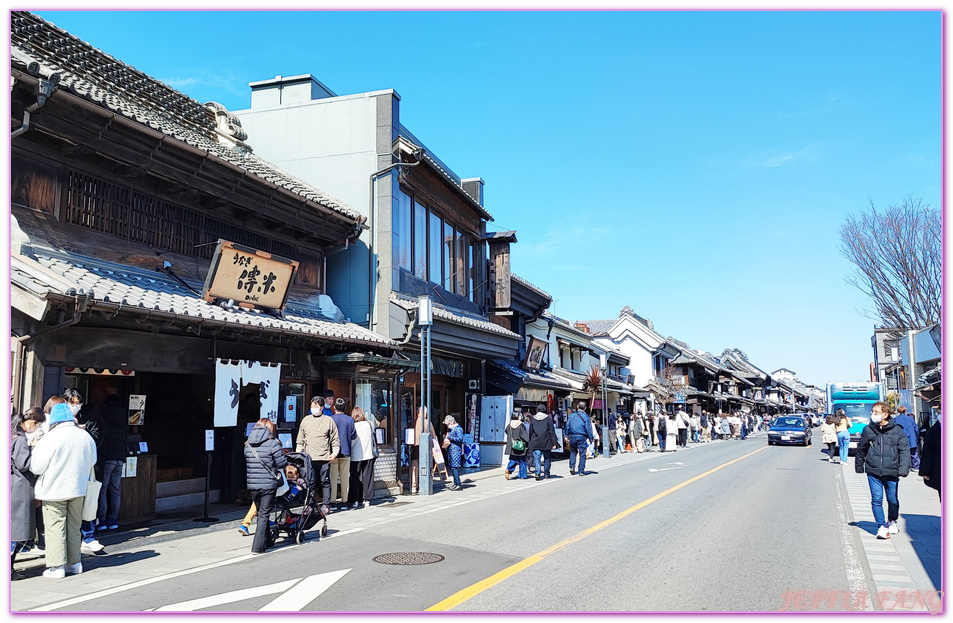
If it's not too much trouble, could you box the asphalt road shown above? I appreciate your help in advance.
[22,429,875,612]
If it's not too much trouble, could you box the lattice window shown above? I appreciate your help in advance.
[64,168,315,285]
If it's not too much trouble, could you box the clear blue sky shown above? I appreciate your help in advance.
[33,10,942,388]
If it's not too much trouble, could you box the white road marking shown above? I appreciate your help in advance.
[259,569,351,611]
[155,578,299,611]
[834,474,873,610]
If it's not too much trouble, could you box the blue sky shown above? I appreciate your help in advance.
[33,10,942,388]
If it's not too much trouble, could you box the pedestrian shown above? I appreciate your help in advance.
[504,413,530,479]
[329,398,356,511]
[63,390,105,554]
[528,404,557,480]
[565,402,594,475]
[657,413,667,451]
[629,412,644,453]
[243,418,287,555]
[295,396,340,514]
[855,401,910,539]
[441,415,464,490]
[96,394,127,531]
[11,407,43,576]
[834,408,850,464]
[690,413,700,443]
[918,418,940,501]
[30,403,97,578]
[348,407,377,507]
[675,407,689,448]
[607,409,618,456]
[408,406,437,495]
[700,411,710,443]
[892,406,920,471]
[739,412,749,440]
[821,415,838,463]
[616,415,627,453]
[665,412,678,452]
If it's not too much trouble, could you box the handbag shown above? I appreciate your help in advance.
[248,442,289,496]
[512,438,526,452]
[82,465,101,522]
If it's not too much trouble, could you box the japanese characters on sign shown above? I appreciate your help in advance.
[202,240,298,311]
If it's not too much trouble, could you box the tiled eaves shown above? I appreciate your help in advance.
[390,293,520,340]
[10,12,362,225]
[511,273,552,302]
[15,250,395,348]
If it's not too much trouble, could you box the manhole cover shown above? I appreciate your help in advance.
[373,552,445,565]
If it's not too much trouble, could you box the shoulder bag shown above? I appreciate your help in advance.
[82,465,102,522]
[248,442,289,496]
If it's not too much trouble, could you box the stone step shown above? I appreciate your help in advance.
[156,477,207,498]
[155,490,220,513]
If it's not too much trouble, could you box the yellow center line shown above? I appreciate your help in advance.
[427,445,769,611]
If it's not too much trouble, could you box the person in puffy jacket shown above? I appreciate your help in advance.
[244,418,287,554]
[504,414,530,480]
[855,402,910,540]
[30,403,97,578]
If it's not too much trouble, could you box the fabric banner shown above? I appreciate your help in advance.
[259,363,281,422]
[240,360,262,386]
[214,360,241,427]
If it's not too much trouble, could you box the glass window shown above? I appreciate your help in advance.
[414,199,427,280]
[443,222,454,291]
[394,190,412,273]
[468,241,475,302]
[455,233,467,296]
[429,211,442,284]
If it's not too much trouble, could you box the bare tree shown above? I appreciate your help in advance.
[839,196,941,331]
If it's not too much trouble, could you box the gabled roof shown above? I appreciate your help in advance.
[11,11,363,225]
[390,293,520,340]
[13,249,394,349]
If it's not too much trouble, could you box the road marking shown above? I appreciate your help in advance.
[648,461,686,472]
[259,569,351,611]
[426,445,768,611]
[833,471,873,610]
[156,578,299,611]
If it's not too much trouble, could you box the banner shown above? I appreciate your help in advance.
[214,359,241,427]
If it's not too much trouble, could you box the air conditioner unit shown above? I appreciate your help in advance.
[468,379,480,391]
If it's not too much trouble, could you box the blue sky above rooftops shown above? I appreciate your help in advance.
[31,9,943,387]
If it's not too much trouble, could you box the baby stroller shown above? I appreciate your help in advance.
[266,452,327,547]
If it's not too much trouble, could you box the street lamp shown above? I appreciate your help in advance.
[418,295,434,495]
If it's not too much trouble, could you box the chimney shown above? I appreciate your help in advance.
[462,177,484,206]
[575,322,590,334]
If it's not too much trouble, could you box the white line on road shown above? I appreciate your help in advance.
[155,578,299,611]
[259,569,351,611]
[834,473,873,610]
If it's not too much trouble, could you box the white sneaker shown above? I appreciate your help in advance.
[876,526,890,539]
[43,566,65,579]
[362,501,370,508]
[65,562,83,575]
[81,538,104,553]
[888,520,899,535]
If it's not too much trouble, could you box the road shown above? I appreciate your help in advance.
[16,429,887,613]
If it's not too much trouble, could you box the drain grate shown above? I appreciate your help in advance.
[373,552,445,565]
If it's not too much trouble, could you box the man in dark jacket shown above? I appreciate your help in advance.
[855,402,910,540]
[97,394,128,530]
[528,404,557,480]
[329,398,356,511]
[892,406,920,470]
[919,420,940,501]
[565,403,594,476]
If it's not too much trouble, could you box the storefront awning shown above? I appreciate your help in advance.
[487,360,574,394]
[12,250,396,350]
[314,352,420,371]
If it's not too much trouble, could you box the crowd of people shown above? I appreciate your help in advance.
[11,390,127,580]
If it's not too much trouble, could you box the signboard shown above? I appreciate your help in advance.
[128,394,146,425]
[517,387,551,403]
[522,335,547,371]
[205,429,215,452]
[488,240,511,308]
[284,395,297,423]
[202,239,298,310]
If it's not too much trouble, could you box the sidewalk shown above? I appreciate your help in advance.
[840,462,942,612]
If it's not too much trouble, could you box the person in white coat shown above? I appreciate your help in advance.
[664,412,678,452]
[348,407,377,508]
[30,403,97,579]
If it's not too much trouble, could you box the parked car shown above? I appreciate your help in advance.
[767,415,813,446]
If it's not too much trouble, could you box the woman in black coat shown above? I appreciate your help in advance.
[919,421,941,501]
[11,408,44,573]
[244,418,287,554]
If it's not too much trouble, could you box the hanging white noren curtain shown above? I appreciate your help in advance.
[214,360,242,427]
[259,363,282,422]
[240,360,262,386]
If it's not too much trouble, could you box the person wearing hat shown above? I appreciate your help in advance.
[30,403,97,579]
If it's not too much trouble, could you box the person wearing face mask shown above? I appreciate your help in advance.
[855,402,910,539]
[295,396,340,516]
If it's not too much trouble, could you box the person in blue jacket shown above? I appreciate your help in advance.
[565,403,594,476]
[892,406,920,471]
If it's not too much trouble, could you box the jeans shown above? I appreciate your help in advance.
[837,431,850,463]
[450,466,462,487]
[568,435,589,474]
[250,489,276,553]
[911,450,920,470]
[692,429,700,443]
[506,456,528,479]
[97,460,124,525]
[533,449,552,476]
[867,474,899,528]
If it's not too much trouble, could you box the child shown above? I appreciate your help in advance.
[283,464,307,504]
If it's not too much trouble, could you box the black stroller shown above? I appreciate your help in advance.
[266,452,327,546]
